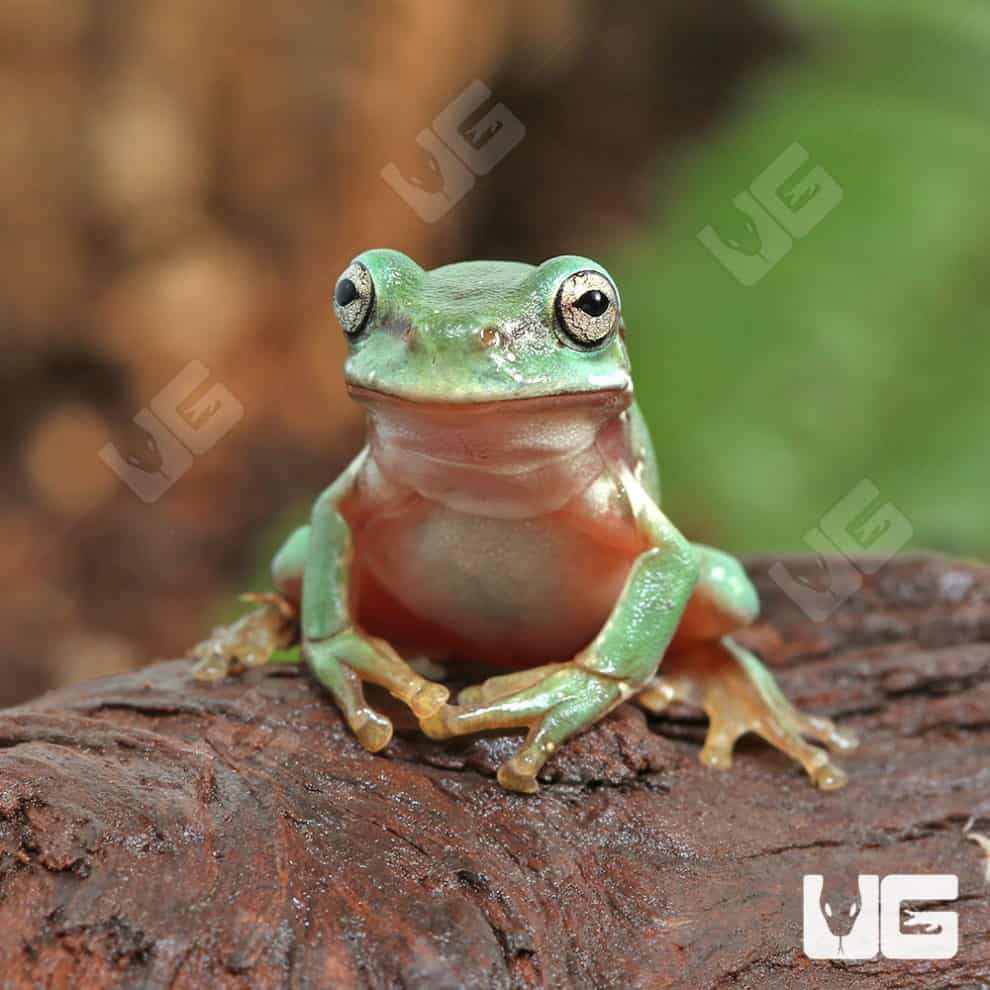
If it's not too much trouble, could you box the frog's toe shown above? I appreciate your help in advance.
[799,714,859,753]
[496,760,540,795]
[191,638,233,681]
[812,762,848,791]
[698,726,736,770]
[419,705,458,740]
[407,681,450,719]
[455,685,483,707]
[349,708,394,752]
[456,664,568,706]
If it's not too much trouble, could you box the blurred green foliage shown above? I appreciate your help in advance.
[612,0,990,557]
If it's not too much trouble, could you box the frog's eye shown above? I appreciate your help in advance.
[554,270,619,349]
[333,261,374,335]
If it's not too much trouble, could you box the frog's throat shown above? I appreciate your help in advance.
[355,386,631,519]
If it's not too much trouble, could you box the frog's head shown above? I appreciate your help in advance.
[333,249,632,411]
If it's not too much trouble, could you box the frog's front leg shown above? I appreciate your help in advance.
[636,545,858,789]
[422,465,699,794]
[300,451,448,752]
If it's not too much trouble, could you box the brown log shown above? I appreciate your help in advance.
[0,555,988,989]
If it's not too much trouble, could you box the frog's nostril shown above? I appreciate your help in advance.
[479,326,500,349]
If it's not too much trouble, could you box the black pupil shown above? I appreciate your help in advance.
[576,289,609,318]
[335,278,359,307]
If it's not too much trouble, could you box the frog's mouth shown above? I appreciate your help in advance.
[346,384,632,415]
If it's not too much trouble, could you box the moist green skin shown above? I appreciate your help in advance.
[191,249,859,796]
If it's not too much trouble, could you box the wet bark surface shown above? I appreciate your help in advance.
[0,555,987,989]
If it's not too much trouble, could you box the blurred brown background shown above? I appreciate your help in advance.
[3,0,987,707]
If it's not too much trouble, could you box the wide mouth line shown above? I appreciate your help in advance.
[346,383,632,413]
[393,444,587,475]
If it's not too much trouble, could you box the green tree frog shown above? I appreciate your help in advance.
[192,250,857,794]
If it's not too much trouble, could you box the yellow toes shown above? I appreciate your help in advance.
[497,761,539,795]
[350,710,394,752]
[407,681,449,719]
[239,648,267,669]
[809,757,848,791]
[805,716,859,753]
[832,727,859,753]
[803,749,849,791]
[456,685,485,706]
[699,732,736,771]
[636,680,678,714]
[419,707,456,740]
[191,646,230,681]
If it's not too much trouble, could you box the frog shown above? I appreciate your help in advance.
[191,249,858,794]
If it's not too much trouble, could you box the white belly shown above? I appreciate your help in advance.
[354,498,634,667]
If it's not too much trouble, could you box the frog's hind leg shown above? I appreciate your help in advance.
[190,525,308,680]
[636,544,857,790]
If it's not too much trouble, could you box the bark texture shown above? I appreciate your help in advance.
[0,555,988,989]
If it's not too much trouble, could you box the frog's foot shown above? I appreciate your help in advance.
[422,664,626,794]
[191,593,298,681]
[306,628,449,753]
[637,637,858,790]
